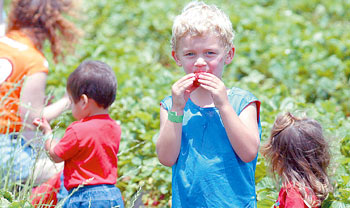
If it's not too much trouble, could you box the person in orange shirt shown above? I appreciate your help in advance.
[0,0,79,185]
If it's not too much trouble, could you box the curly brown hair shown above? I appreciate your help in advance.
[7,0,79,62]
[261,112,332,207]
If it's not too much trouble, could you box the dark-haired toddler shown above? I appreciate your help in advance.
[34,60,124,208]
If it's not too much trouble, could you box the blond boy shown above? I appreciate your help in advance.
[156,2,261,207]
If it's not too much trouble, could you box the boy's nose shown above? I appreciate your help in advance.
[194,57,206,66]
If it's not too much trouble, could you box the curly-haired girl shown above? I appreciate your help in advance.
[261,112,332,208]
[7,0,78,62]
[0,0,79,184]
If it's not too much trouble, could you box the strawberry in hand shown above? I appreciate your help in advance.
[193,71,205,88]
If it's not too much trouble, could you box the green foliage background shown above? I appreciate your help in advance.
[2,0,350,207]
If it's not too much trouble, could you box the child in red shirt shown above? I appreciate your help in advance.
[34,60,124,208]
[261,112,332,208]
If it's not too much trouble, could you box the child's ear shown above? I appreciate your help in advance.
[225,47,235,65]
[80,94,89,108]
[172,50,182,66]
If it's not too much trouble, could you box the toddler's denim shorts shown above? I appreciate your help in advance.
[63,184,124,208]
[0,133,35,182]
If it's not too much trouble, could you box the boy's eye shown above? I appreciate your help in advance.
[206,51,215,55]
[185,52,194,56]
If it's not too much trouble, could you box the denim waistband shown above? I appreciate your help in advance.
[69,184,116,194]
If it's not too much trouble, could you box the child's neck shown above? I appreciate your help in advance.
[190,87,230,108]
[85,107,109,118]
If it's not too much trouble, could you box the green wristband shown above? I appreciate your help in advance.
[168,111,184,123]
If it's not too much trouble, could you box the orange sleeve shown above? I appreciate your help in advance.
[25,49,49,76]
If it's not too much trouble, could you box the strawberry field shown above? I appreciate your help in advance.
[1,0,349,207]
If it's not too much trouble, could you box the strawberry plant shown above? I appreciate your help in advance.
[1,0,349,207]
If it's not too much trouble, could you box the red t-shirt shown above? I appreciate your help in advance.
[54,114,121,191]
[274,185,320,208]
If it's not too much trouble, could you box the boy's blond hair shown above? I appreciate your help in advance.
[171,1,235,52]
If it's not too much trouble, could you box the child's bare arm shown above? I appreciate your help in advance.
[156,107,183,167]
[199,73,260,162]
[43,93,71,122]
[219,103,260,163]
[156,74,196,167]
[45,138,64,163]
[33,118,64,163]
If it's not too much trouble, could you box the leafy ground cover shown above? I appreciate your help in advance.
[1,0,349,207]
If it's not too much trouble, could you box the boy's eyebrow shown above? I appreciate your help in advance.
[182,48,193,52]
[179,49,193,54]
[182,46,220,51]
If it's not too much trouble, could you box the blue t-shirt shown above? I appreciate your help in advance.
[160,87,261,208]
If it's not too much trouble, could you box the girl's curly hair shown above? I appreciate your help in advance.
[7,0,80,62]
[261,112,332,207]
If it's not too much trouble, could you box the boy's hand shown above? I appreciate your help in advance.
[196,72,229,109]
[171,73,197,110]
[33,117,52,135]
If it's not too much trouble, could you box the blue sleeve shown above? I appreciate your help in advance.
[228,87,260,116]
[228,87,261,138]
[160,96,172,111]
